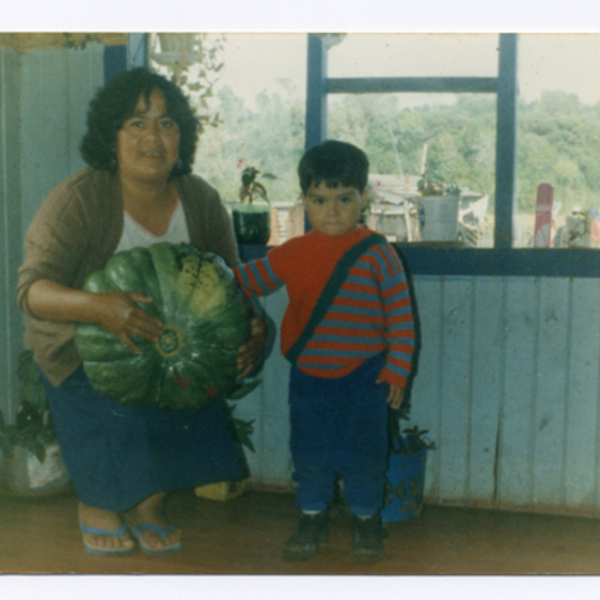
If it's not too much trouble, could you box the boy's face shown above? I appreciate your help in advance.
[302,182,368,238]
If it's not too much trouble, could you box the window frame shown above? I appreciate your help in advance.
[303,33,600,278]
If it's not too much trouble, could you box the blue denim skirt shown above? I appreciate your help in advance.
[41,364,243,512]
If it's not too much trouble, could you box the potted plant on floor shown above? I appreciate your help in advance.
[381,404,435,523]
[231,160,275,246]
[0,351,70,496]
[194,379,261,501]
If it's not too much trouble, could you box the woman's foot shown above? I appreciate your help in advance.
[124,492,182,554]
[78,503,135,555]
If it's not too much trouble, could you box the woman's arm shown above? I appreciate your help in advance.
[27,278,163,354]
[236,314,268,377]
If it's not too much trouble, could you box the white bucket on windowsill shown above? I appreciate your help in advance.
[417,196,460,242]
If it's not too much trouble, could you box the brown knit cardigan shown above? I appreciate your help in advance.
[17,167,240,387]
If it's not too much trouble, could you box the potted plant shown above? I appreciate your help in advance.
[416,170,462,242]
[0,351,70,496]
[231,160,275,246]
[381,405,435,523]
[194,378,261,501]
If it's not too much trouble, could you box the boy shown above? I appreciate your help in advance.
[234,140,415,562]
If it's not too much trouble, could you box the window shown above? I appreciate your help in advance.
[306,33,517,249]
[149,32,308,246]
[144,33,600,275]
[516,34,600,249]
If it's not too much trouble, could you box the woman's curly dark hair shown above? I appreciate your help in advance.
[80,68,199,177]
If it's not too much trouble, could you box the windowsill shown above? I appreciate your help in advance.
[239,244,600,278]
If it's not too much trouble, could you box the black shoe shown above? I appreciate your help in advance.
[282,511,329,560]
[350,514,384,562]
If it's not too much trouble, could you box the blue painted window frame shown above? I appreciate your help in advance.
[103,34,147,85]
[110,34,600,277]
[303,33,600,278]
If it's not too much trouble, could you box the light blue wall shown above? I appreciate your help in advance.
[19,45,104,232]
[0,43,105,422]
[410,275,600,517]
[0,46,23,425]
[242,275,600,518]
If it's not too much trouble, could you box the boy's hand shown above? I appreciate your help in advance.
[376,379,405,409]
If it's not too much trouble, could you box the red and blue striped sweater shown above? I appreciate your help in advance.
[233,226,415,388]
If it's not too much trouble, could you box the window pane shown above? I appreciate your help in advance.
[328,33,499,79]
[516,34,600,248]
[323,34,500,247]
[328,92,496,247]
[149,33,308,245]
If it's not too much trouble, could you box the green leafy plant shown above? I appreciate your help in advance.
[0,418,56,464]
[237,159,275,205]
[388,403,435,456]
[232,160,276,245]
[149,33,226,137]
[417,170,461,198]
[383,404,435,519]
[61,33,101,51]
[225,378,262,453]
[393,425,436,456]
[0,350,57,464]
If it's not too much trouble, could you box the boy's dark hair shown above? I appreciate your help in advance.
[80,67,199,177]
[298,140,369,194]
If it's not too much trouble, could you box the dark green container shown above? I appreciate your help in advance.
[232,204,271,245]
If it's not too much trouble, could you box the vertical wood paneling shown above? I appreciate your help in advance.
[438,277,473,504]
[241,288,293,489]
[0,47,23,423]
[565,279,600,515]
[1,44,105,426]
[468,277,505,507]
[409,277,443,503]
[239,273,600,519]
[38,52,70,196]
[497,278,537,510]
[66,44,104,175]
[531,278,570,512]
[20,46,104,233]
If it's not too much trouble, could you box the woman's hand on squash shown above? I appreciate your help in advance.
[96,291,163,354]
[237,315,268,377]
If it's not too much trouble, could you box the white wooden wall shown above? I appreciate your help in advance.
[242,276,600,518]
[0,44,105,422]
[410,275,600,517]
[0,46,22,425]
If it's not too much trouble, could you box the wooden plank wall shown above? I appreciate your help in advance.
[0,44,104,422]
[19,45,104,232]
[0,47,23,424]
[242,275,600,518]
[408,275,600,518]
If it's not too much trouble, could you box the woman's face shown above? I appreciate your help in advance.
[116,89,180,184]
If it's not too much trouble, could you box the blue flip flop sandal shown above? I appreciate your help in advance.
[79,520,135,557]
[128,523,182,556]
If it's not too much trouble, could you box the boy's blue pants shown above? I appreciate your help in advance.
[288,354,388,517]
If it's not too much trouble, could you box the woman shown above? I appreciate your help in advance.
[16,68,267,556]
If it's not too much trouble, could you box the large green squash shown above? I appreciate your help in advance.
[75,242,253,412]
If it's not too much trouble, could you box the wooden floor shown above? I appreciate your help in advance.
[1,486,600,576]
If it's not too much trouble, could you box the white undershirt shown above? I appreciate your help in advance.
[115,199,191,253]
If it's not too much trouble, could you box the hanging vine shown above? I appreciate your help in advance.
[148,33,226,136]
